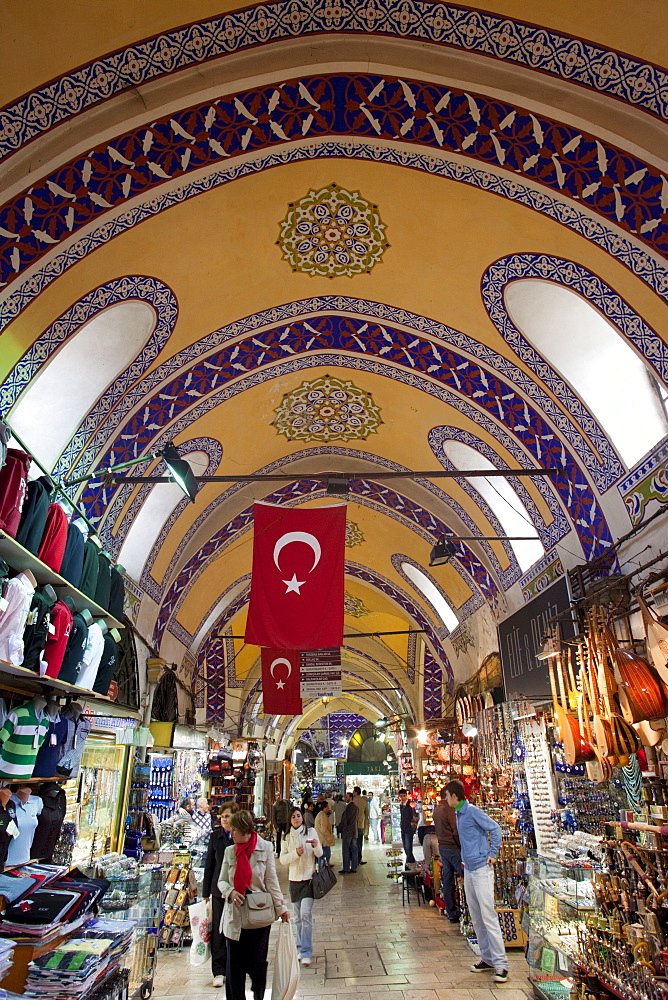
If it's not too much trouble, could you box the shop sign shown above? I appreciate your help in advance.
[172,725,208,750]
[316,758,338,778]
[299,648,342,698]
[343,761,398,774]
[498,577,575,701]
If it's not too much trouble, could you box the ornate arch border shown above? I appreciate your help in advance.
[0,274,178,412]
[1,74,666,312]
[481,253,668,397]
[1,0,665,165]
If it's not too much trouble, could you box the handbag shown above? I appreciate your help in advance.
[271,920,300,1000]
[311,862,337,900]
[240,890,274,928]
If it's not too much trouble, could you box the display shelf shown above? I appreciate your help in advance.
[0,531,124,628]
[0,656,136,712]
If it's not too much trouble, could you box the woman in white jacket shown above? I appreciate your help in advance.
[280,805,322,966]
[218,810,290,1000]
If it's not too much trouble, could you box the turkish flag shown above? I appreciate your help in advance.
[261,648,302,715]
[245,501,346,649]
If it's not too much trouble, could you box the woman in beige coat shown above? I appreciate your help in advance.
[218,810,290,1000]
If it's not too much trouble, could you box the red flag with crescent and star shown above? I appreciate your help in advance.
[261,648,302,715]
[245,500,346,650]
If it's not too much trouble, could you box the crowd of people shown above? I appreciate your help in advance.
[187,778,508,998]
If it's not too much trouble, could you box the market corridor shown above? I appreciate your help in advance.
[152,842,530,1000]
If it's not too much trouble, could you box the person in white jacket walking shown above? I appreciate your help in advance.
[280,806,323,966]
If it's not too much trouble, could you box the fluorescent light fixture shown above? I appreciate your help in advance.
[159,442,199,503]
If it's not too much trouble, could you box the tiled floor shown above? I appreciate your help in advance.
[152,841,532,1000]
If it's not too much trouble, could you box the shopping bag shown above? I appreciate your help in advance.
[271,920,300,1000]
[188,899,212,966]
[311,862,337,899]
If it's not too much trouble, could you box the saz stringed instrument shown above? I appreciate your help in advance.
[603,625,668,724]
[555,649,594,765]
[578,646,614,782]
[589,610,639,762]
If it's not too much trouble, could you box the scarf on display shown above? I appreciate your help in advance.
[233,832,258,895]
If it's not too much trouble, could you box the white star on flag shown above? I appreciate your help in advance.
[283,573,305,594]
[276,679,285,689]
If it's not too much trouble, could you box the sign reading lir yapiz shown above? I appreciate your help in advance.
[299,648,342,698]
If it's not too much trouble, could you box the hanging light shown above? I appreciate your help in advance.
[429,535,457,567]
[159,443,199,503]
[536,633,561,661]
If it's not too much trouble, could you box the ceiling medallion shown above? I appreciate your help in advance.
[346,519,365,547]
[272,374,382,442]
[345,591,371,618]
[277,183,389,278]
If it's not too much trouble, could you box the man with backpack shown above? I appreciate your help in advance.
[272,791,291,855]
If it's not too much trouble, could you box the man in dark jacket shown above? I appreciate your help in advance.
[339,792,359,874]
[398,788,417,863]
[202,800,236,987]
[433,786,462,921]
[271,792,290,855]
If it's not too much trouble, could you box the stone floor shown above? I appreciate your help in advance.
[152,840,532,1000]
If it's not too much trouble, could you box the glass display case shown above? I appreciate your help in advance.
[64,738,131,865]
[97,866,162,999]
[526,854,597,1000]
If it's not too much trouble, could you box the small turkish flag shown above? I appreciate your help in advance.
[261,648,303,715]
[245,501,346,650]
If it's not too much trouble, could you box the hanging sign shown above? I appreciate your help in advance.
[300,648,342,698]
[497,577,575,701]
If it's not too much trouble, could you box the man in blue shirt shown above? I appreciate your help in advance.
[444,779,509,983]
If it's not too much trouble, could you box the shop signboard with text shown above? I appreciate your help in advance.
[299,647,342,698]
[497,577,575,701]
[343,762,398,774]
[316,758,338,778]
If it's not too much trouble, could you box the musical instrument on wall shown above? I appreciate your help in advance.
[555,649,595,764]
[588,610,639,762]
[604,626,668,724]
[578,650,614,781]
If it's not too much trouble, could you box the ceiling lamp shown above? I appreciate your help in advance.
[159,443,199,503]
[536,634,561,661]
[430,535,457,566]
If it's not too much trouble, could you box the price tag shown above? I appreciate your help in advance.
[47,622,56,635]
[0,597,8,613]
[6,821,18,839]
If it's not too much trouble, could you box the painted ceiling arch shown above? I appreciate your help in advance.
[1,3,666,737]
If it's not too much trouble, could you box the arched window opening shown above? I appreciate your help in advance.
[440,441,544,573]
[504,279,668,468]
[401,561,459,632]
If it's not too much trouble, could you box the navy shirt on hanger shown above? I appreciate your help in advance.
[59,522,85,589]
[15,477,52,554]
[33,714,69,778]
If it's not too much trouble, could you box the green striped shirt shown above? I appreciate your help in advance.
[0,703,50,778]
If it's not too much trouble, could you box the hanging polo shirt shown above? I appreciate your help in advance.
[0,449,31,538]
[57,710,91,778]
[37,504,68,573]
[0,422,9,472]
[92,632,118,695]
[31,783,66,862]
[76,623,105,690]
[94,552,112,611]
[15,476,52,554]
[79,539,100,600]
[32,714,69,778]
[0,572,36,665]
[108,567,125,622]
[58,613,89,685]
[22,588,56,673]
[42,601,73,679]
[59,521,85,589]
[0,700,50,779]
[6,794,44,866]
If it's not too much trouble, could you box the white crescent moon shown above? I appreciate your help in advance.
[270,657,293,679]
[273,531,321,573]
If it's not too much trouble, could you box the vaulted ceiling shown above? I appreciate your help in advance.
[1,0,666,751]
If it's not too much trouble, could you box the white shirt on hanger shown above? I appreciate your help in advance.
[0,572,35,665]
[76,622,105,689]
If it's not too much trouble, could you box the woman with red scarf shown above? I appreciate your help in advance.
[218,810,290,1000]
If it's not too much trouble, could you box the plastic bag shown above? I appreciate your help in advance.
[188,898,212,966]
[271,920,300,1000]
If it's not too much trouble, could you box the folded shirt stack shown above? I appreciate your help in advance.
[24,938,113,1000]
[0,877,109,940]
[0,937,15,979]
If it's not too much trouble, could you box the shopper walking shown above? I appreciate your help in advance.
[303,801,315,830]
[433,786,462,922]
[339,792,359,874]
[398,789,417,863]
[368,792,380,843]
[218,810,290,1000]
[444,779,509,983]
[352,787,368,864]
[314,800,336,867]
[271,791,290,856]
[333,794,345,837]
[193,796,213,844]
[280,806,322,966]
[202,800,238,987]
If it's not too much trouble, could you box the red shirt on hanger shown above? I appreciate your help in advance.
[42,601,73,679]
[37,504,69,573]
